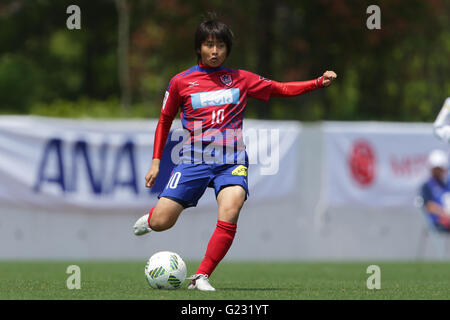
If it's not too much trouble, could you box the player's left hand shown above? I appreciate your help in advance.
[322,70,337,87]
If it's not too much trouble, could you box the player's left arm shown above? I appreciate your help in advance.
[270,70,337,97]
[322,70,338,87]
[244,70,337,101]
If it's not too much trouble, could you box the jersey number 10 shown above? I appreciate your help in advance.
[211,109,225,124]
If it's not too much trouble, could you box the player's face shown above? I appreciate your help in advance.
[432,167,448,182]
[199,36,227,68]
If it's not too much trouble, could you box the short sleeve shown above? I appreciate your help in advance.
[421,183,432,204]
[241,70,273,102]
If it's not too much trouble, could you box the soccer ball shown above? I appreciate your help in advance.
[144,251,187,289]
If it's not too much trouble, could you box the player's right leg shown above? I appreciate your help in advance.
[150,197,185,231]
[134,163,211,235]
[133,197,184,235]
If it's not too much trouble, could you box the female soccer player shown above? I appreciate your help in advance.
[133,15,337,291]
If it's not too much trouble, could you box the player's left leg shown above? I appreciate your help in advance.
[188,185,246,291]
[202,185,245,272]
[216,185,246,223]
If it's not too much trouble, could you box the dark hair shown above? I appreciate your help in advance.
[194,13,234,62]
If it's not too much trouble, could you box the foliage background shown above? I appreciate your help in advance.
[0,0,448,121]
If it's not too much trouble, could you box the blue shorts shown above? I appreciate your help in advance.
[158,162,249,208]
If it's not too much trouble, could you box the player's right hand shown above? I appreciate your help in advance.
[145,159,160,188]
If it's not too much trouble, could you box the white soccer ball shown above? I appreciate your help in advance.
[144,251,187,289]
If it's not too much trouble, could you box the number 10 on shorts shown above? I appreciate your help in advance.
[166,172,182,189]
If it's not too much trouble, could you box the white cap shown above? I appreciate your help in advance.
[428,149,449,169]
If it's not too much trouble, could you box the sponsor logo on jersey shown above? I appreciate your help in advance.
[232,165,247,176]
[220,74,233,86]
[191,88,240,109]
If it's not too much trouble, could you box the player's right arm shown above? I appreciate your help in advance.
[433,97,450,143]
[145,78,181,188]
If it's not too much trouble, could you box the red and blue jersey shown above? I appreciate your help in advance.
[161,64,272,159]
[152,63,328,203]
[153,63,324,163]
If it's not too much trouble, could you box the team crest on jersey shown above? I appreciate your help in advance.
[220,74,233,87]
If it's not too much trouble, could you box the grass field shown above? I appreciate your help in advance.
[1,261,449,300]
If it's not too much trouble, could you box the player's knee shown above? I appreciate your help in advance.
[229,198,245,213]
[149,216,172,232]
[225,204,242,216]
[149,209,176,232]
[219,203,242,223]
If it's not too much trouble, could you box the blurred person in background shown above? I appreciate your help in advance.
[420,149,450,232]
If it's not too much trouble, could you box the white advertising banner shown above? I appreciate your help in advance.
[0,116,300,213]
[322,121,449,208]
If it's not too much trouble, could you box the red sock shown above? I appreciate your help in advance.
[196,220,237,277]
[147,207,155,229]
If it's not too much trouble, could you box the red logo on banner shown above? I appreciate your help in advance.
[349,140,376,187]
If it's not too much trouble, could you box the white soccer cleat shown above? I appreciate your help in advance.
[133,213,152,236]
[187,274,216,291]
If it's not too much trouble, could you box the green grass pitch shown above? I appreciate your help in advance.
[1,261,449,300]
